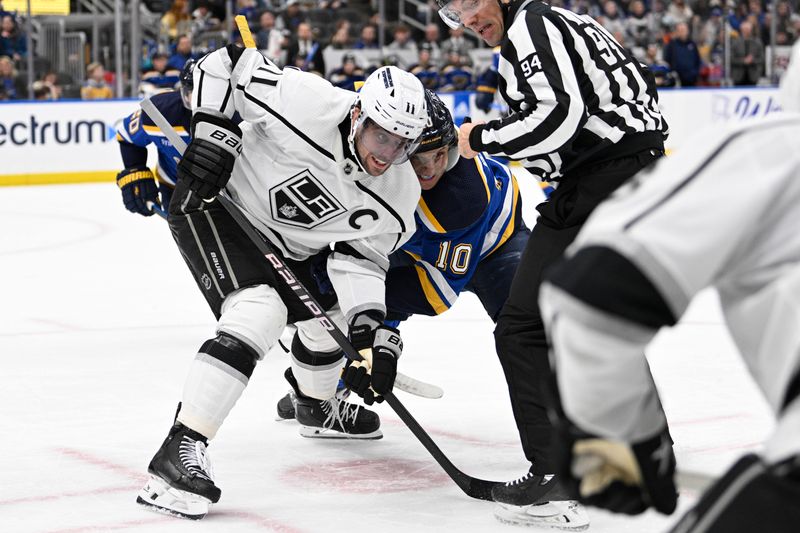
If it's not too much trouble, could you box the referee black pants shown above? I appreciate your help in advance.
[494,148,662,475]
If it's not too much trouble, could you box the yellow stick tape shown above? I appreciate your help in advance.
[235,15,256,49]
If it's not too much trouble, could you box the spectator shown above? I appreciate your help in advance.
[144,51,172,77]
[420,23,443,66]
[236,0,259,23]
[598,1,626,37]
[440,26,474,58]
[191,2,221,34]
[277,0,307,34]
[327,52,364,90]
[286,21,325,76]
[649,0,669,42]
[81,62,113,100]
[327,19,352,49]
[0,15,26,63]
[39,71,63,100]
[698,45,724,86]
[700,7,725,50]
[727,1,749,32]
[747,0,767,40]
[168,34,195,70]
[731,19,765,86]
[624,0,653,55]
[438,50,473,92]
[353,24,379,49]
[161,0,192,40]
[32,80,54,100]
[255,9,283,64]
[770,1,800,45]
[663,21,702,86]
[666,0,694,27]
[0,54,23,99]
[645,42,678,87]
[140,52,180,97]
[387,23,418,53]
[409,42,440,90]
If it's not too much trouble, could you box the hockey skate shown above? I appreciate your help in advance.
[136,421,221,520]
[492,470,589,531]
[282,368,382,439]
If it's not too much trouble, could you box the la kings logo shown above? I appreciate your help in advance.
[270,170,345,229]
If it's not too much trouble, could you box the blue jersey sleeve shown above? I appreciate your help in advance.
[116,108,151,169]
[115,91,191,184]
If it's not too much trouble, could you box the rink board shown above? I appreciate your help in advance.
[0,87,781,186]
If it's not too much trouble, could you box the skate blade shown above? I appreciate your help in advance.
[298,425,383,440]
[136,475,211,520]
[275,413,296,422]
[494,500,590,531]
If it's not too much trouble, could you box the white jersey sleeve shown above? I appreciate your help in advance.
[327,226,414,324]
[192,46,288,122]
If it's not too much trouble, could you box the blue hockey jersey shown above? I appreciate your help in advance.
[386,153,522,316]
[115,90,191,187]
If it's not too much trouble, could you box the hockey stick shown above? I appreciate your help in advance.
[146,200,168,219]
[216,193,498,500]
[139,19,496,499]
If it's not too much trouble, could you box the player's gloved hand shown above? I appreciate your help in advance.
[177,111,243,201]
[117,166,159,216]
[557,420,678,515]
[474,91,494,113]
[343,312,401,405]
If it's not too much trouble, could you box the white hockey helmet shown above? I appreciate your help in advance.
[349,66,428,173]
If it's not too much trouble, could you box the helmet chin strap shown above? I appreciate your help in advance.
[347,104,369,174]
[445,128,461,170]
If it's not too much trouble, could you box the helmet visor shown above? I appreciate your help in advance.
[437,0,484,29]
[356,117,420,165]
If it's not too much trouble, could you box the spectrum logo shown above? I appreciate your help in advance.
[0,116,117,146]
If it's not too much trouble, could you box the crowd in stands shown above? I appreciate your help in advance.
[0,0,799,101]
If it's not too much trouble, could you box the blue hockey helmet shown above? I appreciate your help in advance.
[416,90,457,153]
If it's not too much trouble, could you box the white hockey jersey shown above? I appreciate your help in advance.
[192,47,421,321]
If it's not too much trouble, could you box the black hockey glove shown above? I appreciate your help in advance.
[343,312,401,405]
[177,111,243,201]
[117,166,159,216]
[555,419,678,516]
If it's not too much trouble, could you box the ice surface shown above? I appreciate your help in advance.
[0,182,774,533]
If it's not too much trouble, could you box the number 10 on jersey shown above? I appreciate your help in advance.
[436,241,473,275]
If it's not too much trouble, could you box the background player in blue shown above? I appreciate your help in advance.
[275,91,533,433]
[114,60,194,216]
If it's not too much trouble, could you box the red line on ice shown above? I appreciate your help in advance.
[42,516,177,533]
[54,447,146,481]
[210,509,308,533]
[382,419,517,447]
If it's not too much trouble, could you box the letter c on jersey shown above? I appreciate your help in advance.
[349,209,379,229]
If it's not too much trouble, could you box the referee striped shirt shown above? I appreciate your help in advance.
[469,0,668,180]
